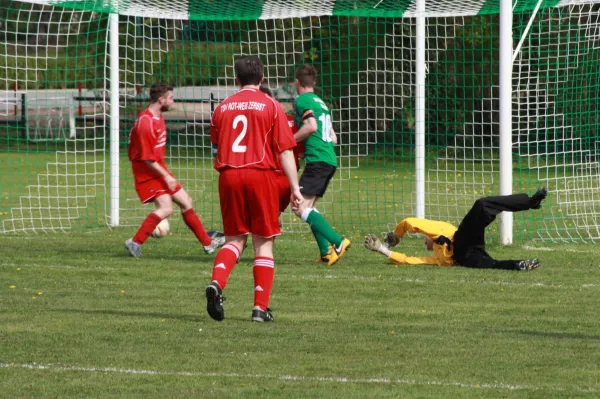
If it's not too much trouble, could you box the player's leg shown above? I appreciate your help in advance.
[295,195,332,261]
[453,189,548,264]
[206,234,247,321]
[246,169,280,322]
[206,170,248,321]
[295,162,349,264]
[125,186,173,257]
[171,187,223,253]
[461,250,539,271]
[251,235,276,322]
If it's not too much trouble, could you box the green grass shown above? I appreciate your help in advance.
[1,232,600,397]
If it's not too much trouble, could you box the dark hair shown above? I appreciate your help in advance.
[149,83,173,103]
[234,55,264,86]
[259,85,273,97]
[295,65,317,88]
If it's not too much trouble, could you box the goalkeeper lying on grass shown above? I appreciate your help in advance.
[364,188,548,271]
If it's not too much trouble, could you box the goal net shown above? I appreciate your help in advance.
[1,0,599,243]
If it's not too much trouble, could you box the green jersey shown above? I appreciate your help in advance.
[295,92,337,167]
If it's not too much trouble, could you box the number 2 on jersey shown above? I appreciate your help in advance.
[232,115,248,153]
[318,114,333,142]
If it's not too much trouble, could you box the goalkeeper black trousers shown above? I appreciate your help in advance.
[452,193,535,269]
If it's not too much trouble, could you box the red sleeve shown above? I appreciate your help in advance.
[210,108,220,145]
[137,115,157,162]
[273,102,296,153]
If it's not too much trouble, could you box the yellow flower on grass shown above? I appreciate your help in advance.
[9,285,16,289]
[121,290,126,294]
[37,292,43,295]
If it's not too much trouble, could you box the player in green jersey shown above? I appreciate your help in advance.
[292,65,350,266]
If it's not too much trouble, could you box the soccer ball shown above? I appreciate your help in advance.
[152,218,170,238]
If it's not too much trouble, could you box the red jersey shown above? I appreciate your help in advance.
[286,114,304,170]
[210,88,296,171]
[128,109,168,183]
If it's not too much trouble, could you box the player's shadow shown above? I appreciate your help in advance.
[51,308,203,322]
[492,328,600,341]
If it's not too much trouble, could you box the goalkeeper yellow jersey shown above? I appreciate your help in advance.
[390,217,457,266]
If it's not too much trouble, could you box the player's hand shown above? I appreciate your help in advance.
[164,175,178,191]
[383,231,400,248]
[364,234,382,252]
[290,189,304,212]
[330,132,338,145]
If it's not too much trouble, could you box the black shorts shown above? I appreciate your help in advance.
[299,162,337,198]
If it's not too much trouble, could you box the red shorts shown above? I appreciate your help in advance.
[276,173,291,213]
[219,168,280,237]
[135,177,182,204]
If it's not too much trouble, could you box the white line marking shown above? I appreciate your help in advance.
[0,362,597,393]
[522,244,595,253]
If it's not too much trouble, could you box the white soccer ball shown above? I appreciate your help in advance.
[152,218,170,238]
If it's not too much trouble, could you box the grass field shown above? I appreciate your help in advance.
[1,230,600,398]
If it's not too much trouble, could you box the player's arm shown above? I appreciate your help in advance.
[384,218,423,246]
[364,234,437,265]
[294,110,317,143]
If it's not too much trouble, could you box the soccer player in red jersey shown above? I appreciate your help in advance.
[206,56,303,322]
[125,83,224,257]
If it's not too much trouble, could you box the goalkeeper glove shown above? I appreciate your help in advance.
[364,234,392,257]
[383,231,400,248]
[364,233,382,252]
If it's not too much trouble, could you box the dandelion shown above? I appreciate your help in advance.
[121,290,126,294]
[37,292,43,295]
[9,285,16,289]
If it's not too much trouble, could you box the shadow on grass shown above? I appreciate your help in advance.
[51,308,260,323]
[51,308,203,322]
[501,329,600,341]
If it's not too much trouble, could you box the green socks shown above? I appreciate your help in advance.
[304,209,343,251]
[310,225,331,256]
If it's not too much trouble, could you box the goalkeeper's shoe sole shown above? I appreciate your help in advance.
[328,238,351,266]
[530,186,548,209]
[124,238,141,258]
[252,307,274,322]
[206,282,225,321]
